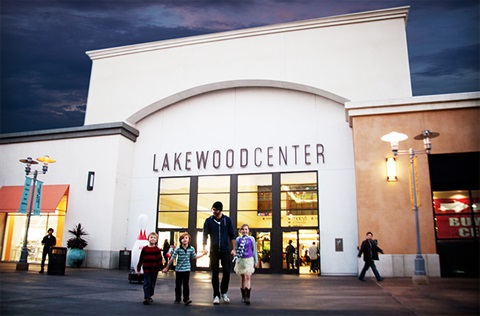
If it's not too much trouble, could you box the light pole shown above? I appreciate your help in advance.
[16,155,56,271]
[381,130,439,284]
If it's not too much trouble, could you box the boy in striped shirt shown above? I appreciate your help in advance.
[163,232,207,305]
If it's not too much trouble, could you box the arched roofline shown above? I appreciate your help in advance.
[126,79,350,124]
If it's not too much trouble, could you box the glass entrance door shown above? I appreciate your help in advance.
[298,229,320,275]
[282,230,299,274]
[252,230,271,271]
[281,229,319,275]
[157,230,184,270]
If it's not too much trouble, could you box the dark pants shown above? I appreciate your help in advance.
[310,258,319,272]
[210,250,231,297]
[143,272,159,299]
[286,254,295,269]
[40,250,50,271]
[359,260,382,280]
[175,271,190,302]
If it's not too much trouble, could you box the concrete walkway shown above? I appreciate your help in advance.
[0,263,478,315]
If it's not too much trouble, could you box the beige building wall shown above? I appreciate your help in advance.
[350,99,480,256]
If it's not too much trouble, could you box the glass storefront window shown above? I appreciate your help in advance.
[256,231,271,269]
[197,193,230,212]
[197,176,230,228]
[280,172,318,227]
[198,176,230,193]
[1,213,63,262]
[433,190,479,239]
[157,171,320,273]
[160,177,190,194]
[238,211,271,228]
[197,209,232,229]
[238,174,272,228]
[158,212,188,229]
[196,231,210,268]
[472,190,479,213]
[159,194,189,211]
[433,190,471,214]
[158,177,190,229]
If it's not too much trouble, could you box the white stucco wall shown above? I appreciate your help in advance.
[1,7,421,273]
[127,86,358,274]
[85,7,411,126]
[0,135,135,268]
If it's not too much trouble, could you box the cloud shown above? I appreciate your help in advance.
[410,43,479,95]
[1,0,479,133]
[413,44,479,77]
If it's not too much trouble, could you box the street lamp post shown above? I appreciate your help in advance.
[16,156,56,271]
[381,130,439,284]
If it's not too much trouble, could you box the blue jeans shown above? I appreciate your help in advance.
[143,272,158,299]
[359,260,382,280]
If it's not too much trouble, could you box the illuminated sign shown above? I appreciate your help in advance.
[436,215,480,239]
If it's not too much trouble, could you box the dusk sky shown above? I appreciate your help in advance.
[1,0,479,134]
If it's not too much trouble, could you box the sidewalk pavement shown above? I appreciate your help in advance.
[0,263,478,316]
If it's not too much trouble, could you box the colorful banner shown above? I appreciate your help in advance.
[34,180,43,216]
[409,157,421,209]
[18,177,32,214]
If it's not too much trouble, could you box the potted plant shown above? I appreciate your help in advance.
[66,223,88,268]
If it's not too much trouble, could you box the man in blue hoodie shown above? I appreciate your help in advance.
[203,201,236,305]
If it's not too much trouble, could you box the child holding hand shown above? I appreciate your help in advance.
[163,232,207,305]
[137,232,163,305]
[234,224,258,305]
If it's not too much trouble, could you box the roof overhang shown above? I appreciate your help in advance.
[0,185,70,213]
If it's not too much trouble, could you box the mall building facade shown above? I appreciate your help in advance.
[0,6,479,277]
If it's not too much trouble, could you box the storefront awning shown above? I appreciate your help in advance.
[0,184,69,213]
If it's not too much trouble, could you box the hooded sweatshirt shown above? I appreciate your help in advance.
[203,214,235,252]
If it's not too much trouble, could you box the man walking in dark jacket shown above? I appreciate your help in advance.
[203,201,236,305]
[357,231,384,281]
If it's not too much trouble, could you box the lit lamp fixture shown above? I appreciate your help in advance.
[16,155,56,271]
[380,131,408,156]
[37,155,56,174]
[385,157,397,182]
[381,130,439,284]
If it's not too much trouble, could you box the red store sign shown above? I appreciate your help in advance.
[436,215,480,239]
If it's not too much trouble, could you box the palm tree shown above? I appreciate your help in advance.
[67,223,88,249]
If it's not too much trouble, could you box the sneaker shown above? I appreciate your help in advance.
[185,300,192,305]
[39,270,44,274]
[377,277,384,282]
[358,277,366,281]
[213,296,220,305]
[222,293,230,303]
[148,298,153,303]
[143,299,150,305]
[174,300,180,304]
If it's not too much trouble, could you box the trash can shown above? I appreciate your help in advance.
[47,247,67,275]
[119,250,131,270]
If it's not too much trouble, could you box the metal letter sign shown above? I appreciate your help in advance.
[19,177,32,214]
[34,180,43,216]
